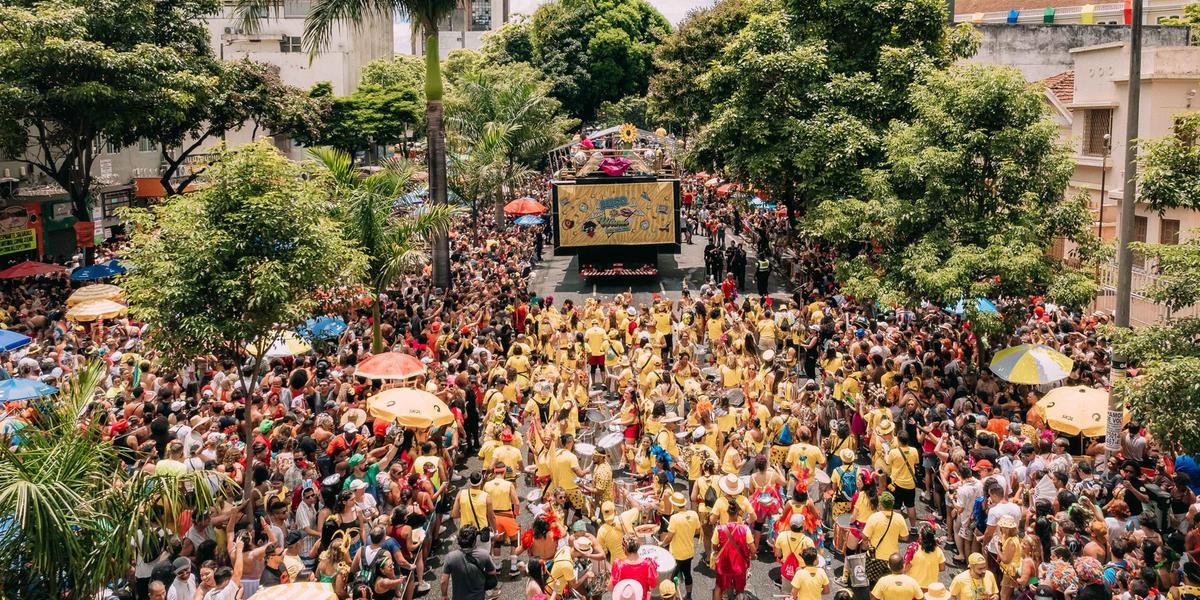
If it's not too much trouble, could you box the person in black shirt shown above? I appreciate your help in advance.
[441,525,496,600]
[1118,460,1151,520]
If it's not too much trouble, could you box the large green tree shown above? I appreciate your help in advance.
[0,363,229,599]
[480,16,535,66]
[122,141,361,508]
[806,64,1098,312]
[528,0,670,123]
[0,0,214,262]
[299,83,422,160]
[309,147,458,352]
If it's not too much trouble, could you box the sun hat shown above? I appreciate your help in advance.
[661,411,683,423]
[997,515,1019,529]
[669,492,688,508]
[572,536,594,554]
[927,583,951,600]
[876,419,895,436]
[613,580,644,600]
[410,528,426,546]
[718,473,745,495]
[839,448,855,463]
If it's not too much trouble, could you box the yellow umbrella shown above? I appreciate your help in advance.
[367,388,455,428]
[245,332,312,358]
[989,344,1073,385]
[249,582,338,600]
[67,284,124,306]
[1035,385,1128,437]
[65,299,128,322]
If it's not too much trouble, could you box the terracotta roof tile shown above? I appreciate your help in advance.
[1039,70,1075,104]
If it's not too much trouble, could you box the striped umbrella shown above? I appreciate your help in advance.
[989,344,1073,385]
[246,332,312,358]
[249,582,337,600]
[67,284,124,306]
[65,299,128,322]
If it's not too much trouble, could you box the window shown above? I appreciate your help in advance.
[284,0,311,17]
[471,0,492,31]
[1083,109,1113,155]
[138,138,157,152]
[1160,218,1180,245]
[439,8,467,30]
[279,35,302,53]
[93,136,121,155]
[1133,215,1148,270]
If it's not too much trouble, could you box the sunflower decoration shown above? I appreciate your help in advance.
[618,123,638,145]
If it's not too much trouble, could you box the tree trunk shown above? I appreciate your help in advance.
[425,29,452,290]
[371,295,384,354]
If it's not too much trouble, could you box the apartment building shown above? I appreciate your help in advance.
[410,0,512,58]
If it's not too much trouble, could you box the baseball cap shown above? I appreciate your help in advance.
[173,557,191,573]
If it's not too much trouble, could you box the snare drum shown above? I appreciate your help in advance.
[833,513,853,553]
[637,545,676,583]
[598,432,623,469]
[575,442,595,472]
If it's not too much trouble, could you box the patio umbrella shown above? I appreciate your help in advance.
[67,284,124,306]
[395,186,427,206]
[0,261,67,279]
[946,298,998,315]
[503,198,546,216]
[0,378,58,403]
[704,178,719,187]
[514,215,544,226]
[296,316,348,341]
[0,330,31,352]
[989,344,1073,385]
[749,196,776,209]
[246,332,312,358]
[356,352,427,380]
[65,299,128,322]
[104,259,128,274]
[249,582,338,600]
[70,263,120,282]
[1035,385,1127,437]
[366,388,454,428]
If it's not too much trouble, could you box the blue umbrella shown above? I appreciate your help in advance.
[297,316,348,341]
[514,215,544,226]
[0,378,58,402]
[749,196,776,209]
[947,297,998,315]
[105,259,128,274]
[70,263,119,282]
[0,330,31,352]
[395,187,428,206]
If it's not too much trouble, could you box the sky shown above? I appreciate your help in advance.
[395,0,714,54]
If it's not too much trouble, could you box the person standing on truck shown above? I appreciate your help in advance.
[756,254,771,298]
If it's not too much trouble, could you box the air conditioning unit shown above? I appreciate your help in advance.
[2,169,9,178]
[18,166,26,178]
[224,27,233,34]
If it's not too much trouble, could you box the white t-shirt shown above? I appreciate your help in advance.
[167,575,197,600]
[986,501,1023,553]
[203,583,239,600]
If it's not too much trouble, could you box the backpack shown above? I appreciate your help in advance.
[356,546,389,587]
[972,496,988,533]
[703,476,718,508]
[836,465,860,500]
[778,423,793,445]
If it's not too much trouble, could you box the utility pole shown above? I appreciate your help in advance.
[1107,0,1143,461]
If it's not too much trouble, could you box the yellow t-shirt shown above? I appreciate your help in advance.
[872,574,925,600]
[456,488,489,529]
[887,446,920,489]
[551,449,581,491]
[721,447,743,475]
[654,310,672,335]
[948,571,999,600]
[596,522,625,560]
[585,326,607,356]
[666,510,701,560]
[483,478,515,512]
[786,443,826,476]
[720,364,743,388]
[774,530,814,564]
[862,510,908,560]
[710,495,755,525]
[489,445,522,476]
[791,566,830,600]
[907,548,946,588]
[546,545,575,592]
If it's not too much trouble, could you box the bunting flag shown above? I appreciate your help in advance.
[1080,4,1095,23]
[1044,7,1056,22]
[1008,9,1020,23]
[1124,0,1133,24]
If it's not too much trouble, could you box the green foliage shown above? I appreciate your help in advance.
[1159,3,1200,43]
[442,49,488,88]
[1117,356,1200,454]
[1139,112,1200,211]
[0,0,216,220]
[807,64,1097,310]
[481,16,535,65]
[529,0,670,122]
[362,54,427,91]
[122,141,362,367]
[597,95,651,129]
[648,0,765,132]
[0,362,232,599]
[297,84,421,157]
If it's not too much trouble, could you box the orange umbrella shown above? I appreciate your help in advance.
[356,352,427,380]
[503,198,546,216]
[0,260,67,279]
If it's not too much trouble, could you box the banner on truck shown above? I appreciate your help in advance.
[556,181,675,247]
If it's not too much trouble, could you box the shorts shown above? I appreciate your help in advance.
[494,513,520,539]
[564,488,587,510]
[588,355,605,367]
[892,485,916,509]
[716,570,747,591]
[674,557,694,586]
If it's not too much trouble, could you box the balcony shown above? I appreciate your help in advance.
[1093,261,1200,326]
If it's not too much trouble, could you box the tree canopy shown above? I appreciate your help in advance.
[299,83,422,159]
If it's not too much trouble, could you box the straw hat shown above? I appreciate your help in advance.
[927,583,951,600]
[876,419,895,436]
[839,448,855,463]
[669,491,688,508]
[613,580,644,600]
[572,536,594,554]
[661,411,683,424]
[997,515,1019,529]
[718,473,745,495]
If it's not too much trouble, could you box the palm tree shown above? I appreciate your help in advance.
[0,362,230,599]
[310,147,459,352]
[236,0,459,289]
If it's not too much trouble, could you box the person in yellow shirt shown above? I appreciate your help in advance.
[776,514,817,597]
[790,548,830,600]
[660,492,700,599]
[681,428,720,480]
[551,434,587,520]
[710,474,756,527]
[486,430,523,479]
[948,554,999,600]
[885,432,920,522]
[590,447,615,505]
[655,412,683,458]
[862,492,909,561]
[595,501,630,561]
[450,473,495,548]
[719,355,743,390]
[584,320,607,385]
[504,345,531,390]
[905,525,947,589]
[483,465,520,575]
[786,429,826,490]
[871,554,925,600]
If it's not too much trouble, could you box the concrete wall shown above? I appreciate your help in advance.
[970,23,1191,81]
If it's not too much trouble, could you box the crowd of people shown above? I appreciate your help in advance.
[3,173,1200,600]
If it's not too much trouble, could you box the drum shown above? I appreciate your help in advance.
[637,545,676,583]
[575,442,595,471]
[598,432,623,470]
[833,513,853,553]
[586,408,608,423]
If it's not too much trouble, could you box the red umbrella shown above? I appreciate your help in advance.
[0,261,67,279]
[503,198,547,216]
[356,352,427,380]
